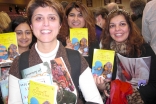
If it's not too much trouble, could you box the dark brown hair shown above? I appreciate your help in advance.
[101,9,144,57]
[26,0,64,25]
[64,1,96,46]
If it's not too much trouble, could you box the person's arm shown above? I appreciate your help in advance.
[142,3,151,43]
[79,67,103,104]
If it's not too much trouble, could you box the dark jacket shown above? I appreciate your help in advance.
[112,43,156,104]
[9,42,90,104]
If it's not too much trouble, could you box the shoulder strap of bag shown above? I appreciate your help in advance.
[19,50,30,71]
[65,48,81,90]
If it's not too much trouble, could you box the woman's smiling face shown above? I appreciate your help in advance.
[67,8,85,28]
[30,6,61,44]
[109,15,130,43]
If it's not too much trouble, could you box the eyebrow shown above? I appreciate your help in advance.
[69,12,82,14]
[110,21,127,23]
[33,13,59,18]
[15,30,31,32]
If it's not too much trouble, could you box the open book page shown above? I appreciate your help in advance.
[8,74,22,104]
[116,53,151,88]
[70,28,89,56]
[19,75,52,104]
[0,32,19,67]
[92,49,115,80]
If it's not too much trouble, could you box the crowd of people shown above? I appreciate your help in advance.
[0,0,155,104]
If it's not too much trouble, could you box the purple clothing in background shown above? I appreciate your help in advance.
[95,25,103,44]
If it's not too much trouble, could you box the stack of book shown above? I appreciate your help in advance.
[8,57,77,104]
[0,32,19,104]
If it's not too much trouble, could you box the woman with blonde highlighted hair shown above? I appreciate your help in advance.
[0,11,11,33]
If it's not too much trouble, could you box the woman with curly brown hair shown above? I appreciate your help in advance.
[96,9,156,104]
[58,1,99,68]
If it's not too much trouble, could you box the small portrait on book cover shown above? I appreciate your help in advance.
[116,54,150,88]
[92,61,103,76]
[102,62,112,79]
[8,44,19,60]
[1,67,10,80]
[71,38,80,50]
[78,38,88,56]
[0,45,8,60]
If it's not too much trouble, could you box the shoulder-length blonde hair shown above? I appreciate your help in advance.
[0,11,11,33]
[101,9,144,57]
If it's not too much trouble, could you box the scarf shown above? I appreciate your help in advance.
[110,40,128,56]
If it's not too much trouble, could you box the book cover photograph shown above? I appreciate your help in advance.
[0,67,10,81]
[92,49,115,79]
[21,61,52,79]
[116,53,151,88]
[0,32,19,67]
[50,57,77,104]
[70,28,88,56]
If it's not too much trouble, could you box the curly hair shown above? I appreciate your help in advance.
[64,1,96,46]
[101,9,145,57]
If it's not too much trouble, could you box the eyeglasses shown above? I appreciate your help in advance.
[15,30,32,36]
[107,9,130,17]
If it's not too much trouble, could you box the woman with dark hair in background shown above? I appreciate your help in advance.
[59,1,99,68]
[9,16,36,54]
[92,7,108,43]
